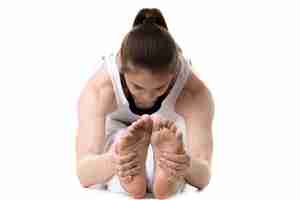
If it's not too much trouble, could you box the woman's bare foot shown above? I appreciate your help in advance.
[115,114,153,198]
[151,116,185,199]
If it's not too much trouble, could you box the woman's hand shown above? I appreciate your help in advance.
[110,142,141,183]
[158,150,191,181]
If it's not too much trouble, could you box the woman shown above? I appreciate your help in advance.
[76,8,214,199]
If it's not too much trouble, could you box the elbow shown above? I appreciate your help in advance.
[78,179,90,188]
[186,163,212,190]
[197,159,212,190]
[200,176,211,190]
[77,170,92,188]
[190,175,211,191]
[76,162,93,188]
[197,173,212,191]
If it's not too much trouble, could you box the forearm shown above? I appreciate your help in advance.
[76,152,115,187]
[184,157,211,190]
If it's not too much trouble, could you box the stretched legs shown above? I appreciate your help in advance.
[151,115,186,199]
[109,115,185,198]
[113,114,153,198]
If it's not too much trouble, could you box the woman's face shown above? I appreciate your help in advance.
[124,68,175,109]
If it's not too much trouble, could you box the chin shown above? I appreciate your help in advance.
[137,104,153,109]
[136,102,155,109]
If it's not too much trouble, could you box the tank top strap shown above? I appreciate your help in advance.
[102,53,127,107]
[163,53,192,109]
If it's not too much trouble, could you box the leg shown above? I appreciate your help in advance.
[112,114,153,198]
[151,115,187,199]
[104,131,131,195]
[88,119,128,192]
[145,144,186,197]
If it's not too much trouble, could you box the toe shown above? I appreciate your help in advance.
[131,121,139,128]
[119,130,137,149]
[136,118,145,129]
[142,115,153,132]
[158,119,166,131]
[124,131,134,141]
[160,119,168,129]
[151,129,161,145]
[165,120,172,129]
[151,114,160,123]
[128,122,138,133]
[170,122,178,133]
[175,130,183,141]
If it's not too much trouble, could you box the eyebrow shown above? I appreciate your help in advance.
[132,82,168,90]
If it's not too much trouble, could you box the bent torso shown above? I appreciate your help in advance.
[86,63,209,121]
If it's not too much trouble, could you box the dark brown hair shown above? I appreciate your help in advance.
[120,8,180,74]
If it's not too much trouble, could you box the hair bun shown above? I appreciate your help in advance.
[142,16,156,25]
[133,8,168,30]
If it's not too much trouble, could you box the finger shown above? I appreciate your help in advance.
[166,120,175,129]
[115,153,135,165]
[158,161,172,176]
[119,158,139,171]
[159,156,188,179]
[158,120,164,130]
[159,157,187,170]
[159,160,178,177]
[151,114,161,125]
[175,130,183,141]
[119,165,141,177]
[170,122,178,133]
[161,152,190,164]
[158,161,179,180]
[161,118,170,129]
[116,152,137,164]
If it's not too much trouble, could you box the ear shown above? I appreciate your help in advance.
[117,49,121,59]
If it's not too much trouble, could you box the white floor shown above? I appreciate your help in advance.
[88,183,202,199]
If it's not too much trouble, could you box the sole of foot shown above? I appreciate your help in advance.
[151,116,184,199]
[116,114,153,198]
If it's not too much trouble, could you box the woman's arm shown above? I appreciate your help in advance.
[171,81,214,189]
[76,150,115,187]
[76,81,116,187]
[183,87,214,189]
[158,86,214,190]
[184,149,211,189]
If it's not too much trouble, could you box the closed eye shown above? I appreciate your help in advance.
[133,84,144,90]
[156,85,165,90]
[132,83,167,91]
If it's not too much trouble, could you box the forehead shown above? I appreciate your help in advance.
[124,68,174,87]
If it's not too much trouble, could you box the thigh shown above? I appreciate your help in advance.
[90,118,130,193]
[103,118,129,153]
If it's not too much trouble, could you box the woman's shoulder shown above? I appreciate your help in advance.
[87,52,119,90]
[175,71,213,115]
[84,57,118,114]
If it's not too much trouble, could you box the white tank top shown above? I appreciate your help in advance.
[101,52,192,146]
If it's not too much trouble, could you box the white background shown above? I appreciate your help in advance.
[0,0,299,199]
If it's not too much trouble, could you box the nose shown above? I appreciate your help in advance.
[143,91,157,102]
